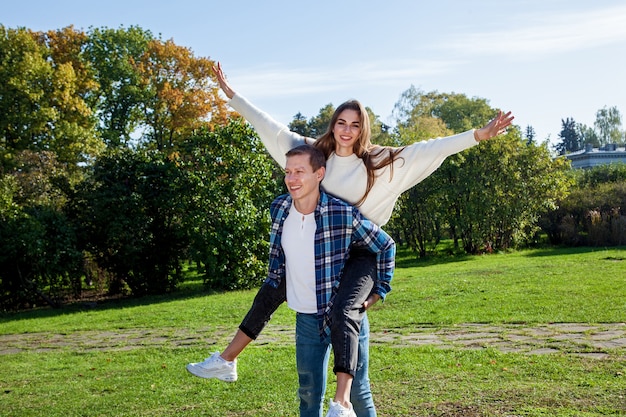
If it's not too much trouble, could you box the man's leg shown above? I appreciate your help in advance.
[350,314,376,417]
[296,313,330,417]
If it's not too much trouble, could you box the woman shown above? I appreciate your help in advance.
[187,62,514,417]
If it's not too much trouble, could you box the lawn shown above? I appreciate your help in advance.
[1,246,625,416]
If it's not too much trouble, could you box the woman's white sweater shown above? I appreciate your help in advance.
[229,94,478,226]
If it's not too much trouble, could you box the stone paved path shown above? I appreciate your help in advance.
[2,322,625,359]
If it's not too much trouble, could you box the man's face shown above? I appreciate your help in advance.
[284,153,323,203]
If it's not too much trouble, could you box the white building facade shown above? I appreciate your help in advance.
[565,144,626,169]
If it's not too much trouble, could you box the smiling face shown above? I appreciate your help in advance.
[284,153,325,213]
[332,108,361,157]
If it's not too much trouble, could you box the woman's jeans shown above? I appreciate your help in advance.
[239,250,377,378]
[330,249,376,376]
[296,312,376,417]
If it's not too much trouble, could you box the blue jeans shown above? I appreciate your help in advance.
[296,312,376,417]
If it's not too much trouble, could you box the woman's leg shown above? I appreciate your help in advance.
[222,279,286,360]
[330,251,377,407]
[238,279,286,340]
[186,279,286,378]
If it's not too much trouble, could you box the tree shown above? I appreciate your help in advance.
[288,112,309,136]
[41,26,103,167]
[182,119,280,290]
[525,125,536,144]
[594,106,623,146]
[306,103,335,138]
[555,117,582,155]
[0,26,102,171]
[84,26,154,147]
[387,87,571,255]
[0,151,84,310]
[455,134,570,252]
[0,26,55,156]
[576,123,600,149]
[133,39,228,151]
[72,148,192,296]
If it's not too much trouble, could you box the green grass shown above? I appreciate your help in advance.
[1,246,625,416]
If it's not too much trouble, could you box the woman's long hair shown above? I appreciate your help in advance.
[312,100,404,206]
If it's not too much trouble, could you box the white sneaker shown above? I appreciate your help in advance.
[325,400,356,417]
[186,351,238,382]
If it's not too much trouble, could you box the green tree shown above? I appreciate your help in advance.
[455,134,570,252]
[84,26,154,147]
[594,106,623,146]
[525,125,536,144]
[306,103,335,138]
[72,149,191,296]
[0,26,57,158]
[388,88,571,255]
[555,117,582,154]
[288,112,309,136]
[0,164,83,311]
[576,123,600,149]
[182,119,280,290]
[0,25,102,171]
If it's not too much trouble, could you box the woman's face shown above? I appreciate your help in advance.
[332,109,361,157]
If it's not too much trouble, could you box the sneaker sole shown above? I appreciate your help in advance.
[185,363,238,382]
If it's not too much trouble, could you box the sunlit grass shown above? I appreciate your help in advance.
[1,246,625,416]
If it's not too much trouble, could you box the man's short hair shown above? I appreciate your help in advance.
[285,144,326,171]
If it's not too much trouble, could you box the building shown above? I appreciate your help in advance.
[565,144,626,169]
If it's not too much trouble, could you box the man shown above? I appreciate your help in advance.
[188,144,395,417]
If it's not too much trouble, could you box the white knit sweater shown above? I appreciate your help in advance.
[229,94,478,226]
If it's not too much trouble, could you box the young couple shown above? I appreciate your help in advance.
[186,63,514,417]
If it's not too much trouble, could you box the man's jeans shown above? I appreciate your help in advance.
[296,312,376,417]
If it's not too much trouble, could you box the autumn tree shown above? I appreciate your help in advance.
[0,25,102,172]
[133,39,228,151]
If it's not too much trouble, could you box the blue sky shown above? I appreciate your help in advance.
[4,0,626,146]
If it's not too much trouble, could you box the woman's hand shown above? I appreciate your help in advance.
[212,61,236,99]
[474,110,515,142]
[361,293,381,311]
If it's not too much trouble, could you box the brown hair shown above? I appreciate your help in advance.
[312,100,404,206]
[285,144,326,172]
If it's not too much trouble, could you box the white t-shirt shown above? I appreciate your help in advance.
[281,204,317,314]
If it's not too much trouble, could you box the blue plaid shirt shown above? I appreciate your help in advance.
[265,191,395,338]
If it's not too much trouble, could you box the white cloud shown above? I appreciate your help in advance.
[439,5,626,59]
[228,59,464,99]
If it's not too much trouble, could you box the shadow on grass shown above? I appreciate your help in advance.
[0,275,257,324]
[394,247,474,269]
[521,245,626,258]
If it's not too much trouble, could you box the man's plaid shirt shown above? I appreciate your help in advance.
[265,191,396,338]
